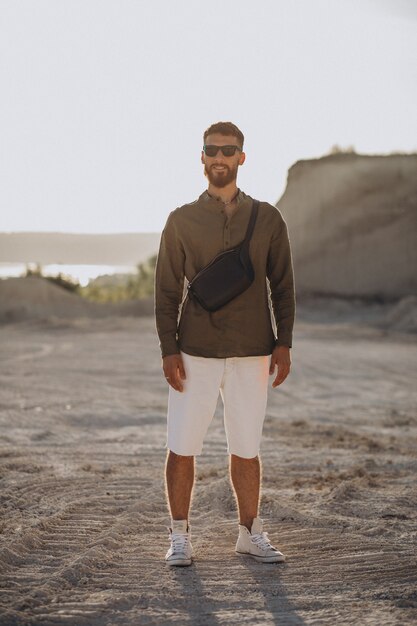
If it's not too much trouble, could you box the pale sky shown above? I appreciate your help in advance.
[1,0,416,234]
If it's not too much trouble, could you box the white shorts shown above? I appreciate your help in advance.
[167,351,270,458]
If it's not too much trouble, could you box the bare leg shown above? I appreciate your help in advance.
[229,454,261,530]
[165,450,195,521]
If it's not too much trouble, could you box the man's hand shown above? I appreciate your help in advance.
[269,345,291,388]
[163,354,186,392]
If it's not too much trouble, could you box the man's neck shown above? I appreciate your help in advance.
[207,182,239,205]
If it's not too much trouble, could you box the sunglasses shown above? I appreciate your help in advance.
[203,144,242,157]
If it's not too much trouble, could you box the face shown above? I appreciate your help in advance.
[201,133,246,188]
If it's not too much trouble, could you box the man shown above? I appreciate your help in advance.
[155,121,295,567]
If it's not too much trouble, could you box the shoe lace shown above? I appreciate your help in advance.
[171,532,189,553]
[251,531,274,551]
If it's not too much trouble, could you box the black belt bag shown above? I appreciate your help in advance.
[187,200,259,312]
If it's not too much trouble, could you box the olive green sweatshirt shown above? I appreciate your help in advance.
[155,189,295,358]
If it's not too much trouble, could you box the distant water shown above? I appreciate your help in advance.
[0,263,136,287]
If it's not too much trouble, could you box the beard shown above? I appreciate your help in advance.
[204,163,238,188]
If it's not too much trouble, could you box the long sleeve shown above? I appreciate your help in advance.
[267,216,296,348]
[154,212,185,357]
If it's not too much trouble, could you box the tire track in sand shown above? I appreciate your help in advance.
[1,471,416,626]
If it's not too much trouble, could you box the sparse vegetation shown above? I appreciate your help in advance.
[23,255,157,302]
[328,144,356,155]
[24,264,80,293]
[79,255,157,302]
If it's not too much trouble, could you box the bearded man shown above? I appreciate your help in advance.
[155,121,295,566]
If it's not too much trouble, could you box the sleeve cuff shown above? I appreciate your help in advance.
[275,336,292,348]
[160,338,180,358]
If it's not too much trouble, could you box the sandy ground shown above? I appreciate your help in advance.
[1,313,416,625]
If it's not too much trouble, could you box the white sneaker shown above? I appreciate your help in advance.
[165,519,193,567]
[235,517,285,563]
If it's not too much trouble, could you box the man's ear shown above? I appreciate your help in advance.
[201,151,205,164]
[239,151,246,166]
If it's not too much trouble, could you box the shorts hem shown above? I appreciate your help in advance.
[167,443,202,456]
[228,448,260,459]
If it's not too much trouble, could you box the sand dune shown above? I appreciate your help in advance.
[277,153,417,299]
[0,276,153,323]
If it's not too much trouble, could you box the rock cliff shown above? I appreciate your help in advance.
[277,153,417,299]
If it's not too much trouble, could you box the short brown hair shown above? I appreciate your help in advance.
[203,121,244,149]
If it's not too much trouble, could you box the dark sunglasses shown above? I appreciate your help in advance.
[203,144,242,157]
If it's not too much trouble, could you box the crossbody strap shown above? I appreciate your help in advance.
[242,199,259,248]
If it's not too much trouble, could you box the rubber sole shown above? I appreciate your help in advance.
[236,550,285,563]
[166,558,192,567]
